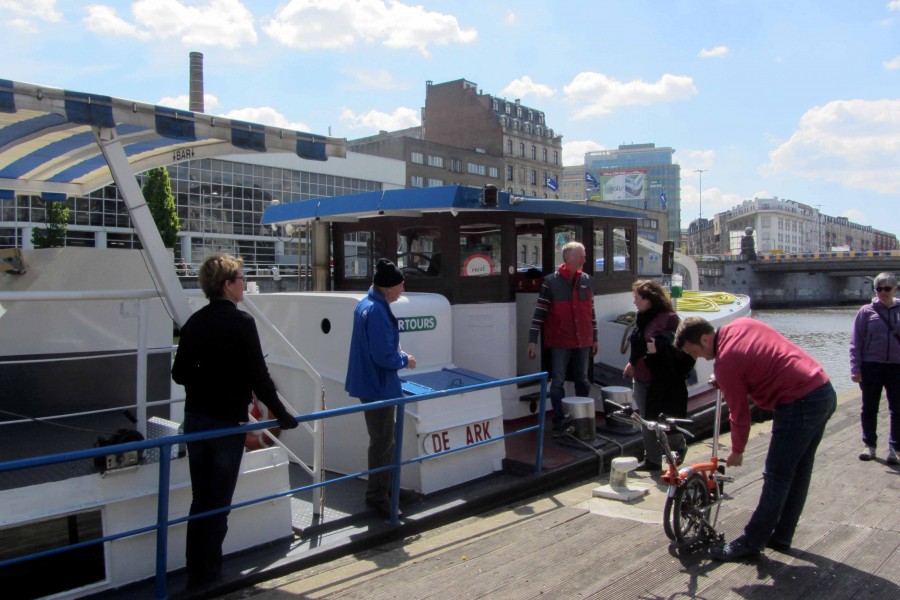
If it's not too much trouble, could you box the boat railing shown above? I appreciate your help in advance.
[0,372,549,599]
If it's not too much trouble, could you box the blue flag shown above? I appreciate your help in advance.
[585,172,598,186]
[546,176,559,191]
[660,192,667,209]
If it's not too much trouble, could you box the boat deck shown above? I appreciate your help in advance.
[96,390,899,600]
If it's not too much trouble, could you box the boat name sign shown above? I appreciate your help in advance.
[421,416,502,455]
[398,315,437,332]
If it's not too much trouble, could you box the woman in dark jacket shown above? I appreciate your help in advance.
[623,279,696,469]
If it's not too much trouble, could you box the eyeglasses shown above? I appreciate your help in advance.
[875,286,894,292]
[231,275,244,281]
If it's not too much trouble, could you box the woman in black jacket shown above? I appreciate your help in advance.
[623,279,696,470]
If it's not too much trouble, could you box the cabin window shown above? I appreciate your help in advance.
[397,228,441,277]
[459,223,502,277]
[343,230,380,278]
[612,226,632,272]
[553,225,580,266]
[516,220,543,272]
[593,226,606,274]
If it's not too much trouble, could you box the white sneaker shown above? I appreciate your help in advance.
[887,448,899,465]
[859,446,876,461]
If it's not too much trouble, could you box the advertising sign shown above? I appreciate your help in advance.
[599,170,647,201]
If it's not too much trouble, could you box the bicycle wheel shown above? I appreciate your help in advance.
[672,472,713,546]
[663,495,676,540]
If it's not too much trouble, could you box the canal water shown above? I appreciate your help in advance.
[752,306,859,393]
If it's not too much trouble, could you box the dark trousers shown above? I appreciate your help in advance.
[549,347,591,428]
[362,400,396,503]
[859,361,900,451]
[741,382,836,550]
[183,412,246,584]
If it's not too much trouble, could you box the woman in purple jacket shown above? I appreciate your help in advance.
[850,272,899,464]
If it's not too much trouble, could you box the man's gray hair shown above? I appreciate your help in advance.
[562,241,585,260]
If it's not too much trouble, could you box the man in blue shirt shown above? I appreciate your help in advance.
[346,259,417,516]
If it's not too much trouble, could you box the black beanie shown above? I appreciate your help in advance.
[373,258,404,287]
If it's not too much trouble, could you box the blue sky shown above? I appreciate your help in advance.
[4,1,900,236]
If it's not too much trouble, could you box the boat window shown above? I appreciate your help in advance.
[397,227,441,277]
[612,226,632,272]
[552,225,580,266]
[593,226,606,274]
[516,220,543,273]
[342,230,381,279]
[459,224,501,277]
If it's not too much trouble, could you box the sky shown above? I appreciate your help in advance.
[3,0,900,236]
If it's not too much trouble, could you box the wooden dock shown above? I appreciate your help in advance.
[212,390,898,600]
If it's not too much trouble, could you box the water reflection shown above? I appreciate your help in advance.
[752,307,858,392]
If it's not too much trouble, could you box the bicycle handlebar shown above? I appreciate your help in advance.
[605,400,695,439]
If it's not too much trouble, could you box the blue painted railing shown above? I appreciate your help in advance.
[0,372,548,599]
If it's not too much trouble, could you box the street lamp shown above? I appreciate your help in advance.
[694,169,706,255]
[694,169,706,221]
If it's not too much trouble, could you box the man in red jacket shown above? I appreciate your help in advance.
[676,317,836,561]
[527,241,598,437]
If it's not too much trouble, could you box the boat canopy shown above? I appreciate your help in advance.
[0,78,345,201]
[263,185,646,226]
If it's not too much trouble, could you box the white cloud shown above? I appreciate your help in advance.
[220,106,310,132]
[339,106,421,131]
[563,72,698,118]
[263,0,476,58]
[156,94,223,112]
[884,55,900,70]
[890,0,900,11]
[343,69,408,91]
[501,76,556,100]
[698,45,729,58]
[766,99,900,195]
[8,18,38,32]
[681,185,743,220]
[1,0,62,22]
[562,140,606,166]
[84,0,257,49]
[505,11,517,26]
[154,94,308,130]
[675,149,716,172]
[842,208,865,221]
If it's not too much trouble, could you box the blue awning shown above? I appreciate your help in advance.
[0,78,346,201]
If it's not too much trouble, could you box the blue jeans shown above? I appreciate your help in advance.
[184,412,246,583]
[740,382,836,550]
[549,347,591,428]
[859,362,899,451]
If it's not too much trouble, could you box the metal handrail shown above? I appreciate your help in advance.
[0,371,548,599]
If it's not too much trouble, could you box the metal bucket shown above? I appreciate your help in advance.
[562,396,596,441]
[600,385,634,413]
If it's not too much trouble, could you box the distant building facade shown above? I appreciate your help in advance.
[422,79,563,198]
[683,196,894,256]
[560,165,587,201]
[584,143,681,243]
[348,126,502,190]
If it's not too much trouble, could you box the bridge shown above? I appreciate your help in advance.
[753,251,900,276]
[696,251,900,307]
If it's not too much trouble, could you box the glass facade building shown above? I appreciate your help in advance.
[584,143,682,243]
[0,155,390,269]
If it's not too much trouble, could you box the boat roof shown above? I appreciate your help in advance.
[0,78,346,201]
[262,185,645,226]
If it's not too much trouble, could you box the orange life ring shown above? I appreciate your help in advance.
[245,396,281,450]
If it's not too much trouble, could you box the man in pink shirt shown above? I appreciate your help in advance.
[676,317,836,561]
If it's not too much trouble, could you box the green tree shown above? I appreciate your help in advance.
[142,167,180,253]
[31,200,70,248]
